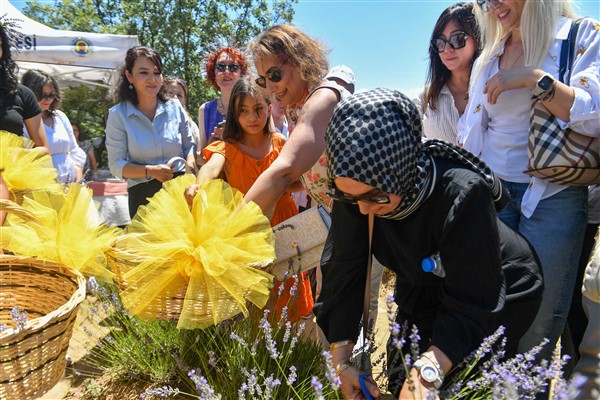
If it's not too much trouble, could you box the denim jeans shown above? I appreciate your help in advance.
[498,180,588,361]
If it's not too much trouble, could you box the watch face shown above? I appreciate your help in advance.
[421,365,438,382]
[538,75,554,90]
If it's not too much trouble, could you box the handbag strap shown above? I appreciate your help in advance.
[558,18,583,84]
[361,213,374,370]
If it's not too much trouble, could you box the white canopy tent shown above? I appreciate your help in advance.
[2,0,139,88]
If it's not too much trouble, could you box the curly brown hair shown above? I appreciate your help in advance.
[248,24,329,92]
[205,48,248,92]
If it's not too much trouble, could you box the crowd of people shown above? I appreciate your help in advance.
[1,0,600,398]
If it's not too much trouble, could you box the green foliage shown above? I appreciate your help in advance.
[22,0,298,113]
[83,281,340,399]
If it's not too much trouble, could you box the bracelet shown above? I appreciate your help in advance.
[335,360,353,377]
[145,165,150,179]
[329,340,353,351]
[534,80,557,104]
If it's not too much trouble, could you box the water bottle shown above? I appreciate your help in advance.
[421,253,445,277]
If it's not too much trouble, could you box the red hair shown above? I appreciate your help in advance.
[205,48,248,92]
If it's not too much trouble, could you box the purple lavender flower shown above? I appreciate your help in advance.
[208,350,217,367]
[140,385,180,398]
[287,365,297,386]
[10,307,28,330]
[188,369,222,400]
[322,350,341,389]
[259,316,280,359]
[310,376,325,400]
[263,374,281,399]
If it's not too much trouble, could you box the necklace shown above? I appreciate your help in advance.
[217,97,225,115]
[502,47,524,70]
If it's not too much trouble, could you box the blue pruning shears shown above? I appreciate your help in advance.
[359,373,375,400]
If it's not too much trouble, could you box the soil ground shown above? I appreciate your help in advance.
[38,271,398,400]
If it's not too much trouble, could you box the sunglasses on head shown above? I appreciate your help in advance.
[328,188,391,205]
[40,92,55,100]
[431,31,470,53]
[476,0,505,13]
[255,59,287,89]
[215,63,240,73]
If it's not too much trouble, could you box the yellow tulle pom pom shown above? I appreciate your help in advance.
[0,183,119,281]
[112,175,275,329]
[0,130,61,197]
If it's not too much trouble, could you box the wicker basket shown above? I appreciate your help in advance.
[0,255,86,399]
[106,239,186,321]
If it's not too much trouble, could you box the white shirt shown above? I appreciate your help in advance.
[458,17,600,217]
[414,85,461,144]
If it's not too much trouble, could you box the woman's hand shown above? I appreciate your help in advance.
[483,66,541,105]
[398,367,439,400]
[147,164,174,182]
[339,365,380,400]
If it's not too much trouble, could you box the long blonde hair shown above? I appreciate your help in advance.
[471,0,578,87]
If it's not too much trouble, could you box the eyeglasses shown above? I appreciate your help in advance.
[328,188,390,205]
[40,92,56,100]
[255,60,287,89]
[476,0,505,13]
[215,63,240,73]
[431,31,470,53]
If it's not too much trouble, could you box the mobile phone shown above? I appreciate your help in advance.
[216,120,226,128]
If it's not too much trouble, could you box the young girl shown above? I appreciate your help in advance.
[196,77,313,324]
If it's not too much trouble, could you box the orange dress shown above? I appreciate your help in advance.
[203,133,313,322]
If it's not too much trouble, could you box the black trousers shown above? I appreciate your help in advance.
[127,179,164,218]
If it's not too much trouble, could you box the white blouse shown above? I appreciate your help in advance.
[414,85,461,144]
[458,17,600,217]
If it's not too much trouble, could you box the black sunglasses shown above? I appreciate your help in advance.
[215,63,240,73]
[40,92,56,100]
[255,60,287,89]
[328,188,390,205]
[431,31,470,53]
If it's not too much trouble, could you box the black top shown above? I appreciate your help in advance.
[0,84,42,135]
[317,157,543,365]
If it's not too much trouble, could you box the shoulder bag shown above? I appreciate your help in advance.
[525,18,600,185]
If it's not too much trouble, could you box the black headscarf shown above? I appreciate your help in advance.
[326,88,507,220]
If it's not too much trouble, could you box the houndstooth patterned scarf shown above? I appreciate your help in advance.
[325,88,506,220]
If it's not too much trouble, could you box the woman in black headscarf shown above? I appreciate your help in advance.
[317,88,543,399]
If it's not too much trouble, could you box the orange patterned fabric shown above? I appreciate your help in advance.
[203,133,314,322]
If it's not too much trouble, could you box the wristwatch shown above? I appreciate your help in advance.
[414,358,444,389]
[530,74,555,97]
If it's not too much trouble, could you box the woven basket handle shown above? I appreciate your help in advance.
[0,199,41,224]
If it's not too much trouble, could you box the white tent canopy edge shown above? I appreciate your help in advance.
[2,0,139,88]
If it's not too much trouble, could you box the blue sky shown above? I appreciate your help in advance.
[10,0,600,98]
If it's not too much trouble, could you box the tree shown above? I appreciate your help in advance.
[23,0,297,137]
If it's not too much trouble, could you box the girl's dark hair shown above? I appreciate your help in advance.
[114,46,167,105]
[424,2,480,112]
[0,24,19,93]
[222,77,273,142]
[21,69,61,113]
[205,47,248,92]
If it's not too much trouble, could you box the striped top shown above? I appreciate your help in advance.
[413,85,460,144]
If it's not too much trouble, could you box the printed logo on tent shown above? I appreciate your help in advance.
[72,38,93,56]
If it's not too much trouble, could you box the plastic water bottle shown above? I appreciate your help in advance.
[421,253,445,277]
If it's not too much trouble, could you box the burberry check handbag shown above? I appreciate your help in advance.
[525,19,600,185]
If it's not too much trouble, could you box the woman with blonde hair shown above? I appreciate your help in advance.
[458,0,599,365]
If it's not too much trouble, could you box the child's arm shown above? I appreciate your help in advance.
[196,153,226,185]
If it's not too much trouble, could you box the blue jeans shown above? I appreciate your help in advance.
[498,180,588,361]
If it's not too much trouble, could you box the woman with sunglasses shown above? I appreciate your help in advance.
[241,24,351,216]
[106,46,196,218]
[0,24,49,153]
[197,48,248,151]
[413,2,480,143]
[458,0,599,368]
[21,69,86,184]
[319,88,542,399]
